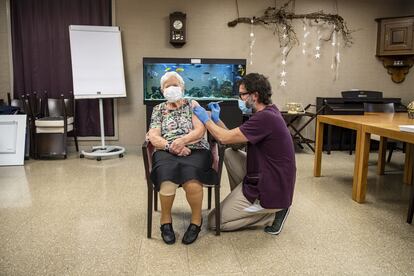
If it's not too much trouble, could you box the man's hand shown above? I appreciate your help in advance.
[170,137,186,154]
[208,102,221,123]
[192,106,210,124]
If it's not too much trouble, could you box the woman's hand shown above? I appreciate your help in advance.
[170,137,186,154]
[177,147,191,156]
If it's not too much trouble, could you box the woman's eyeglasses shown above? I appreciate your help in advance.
[239,91,250,99]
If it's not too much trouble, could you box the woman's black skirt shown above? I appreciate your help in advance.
[150,149,219,191]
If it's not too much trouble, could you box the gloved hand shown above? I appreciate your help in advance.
[193,106,210,124]
[208,102,221,123]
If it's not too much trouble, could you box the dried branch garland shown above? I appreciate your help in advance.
[228,0,353,49]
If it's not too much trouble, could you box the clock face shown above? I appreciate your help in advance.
[173,20,183,30]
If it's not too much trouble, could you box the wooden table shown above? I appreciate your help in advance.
[314,113,414,203]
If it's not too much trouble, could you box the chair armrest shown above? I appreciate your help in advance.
[142,140,155,177]
[209,139,226,179]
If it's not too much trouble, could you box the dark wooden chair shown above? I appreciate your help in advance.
[142,135,225,238]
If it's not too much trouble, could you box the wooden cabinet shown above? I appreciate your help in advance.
[376,16,414,56]
[376,16,414,83]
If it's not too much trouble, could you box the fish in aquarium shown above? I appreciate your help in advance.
[147,70,158,79]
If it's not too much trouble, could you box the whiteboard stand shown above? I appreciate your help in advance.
[79,98,125,161]
[69,25,127,161]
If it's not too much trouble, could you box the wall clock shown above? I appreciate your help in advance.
[169,12,186,47]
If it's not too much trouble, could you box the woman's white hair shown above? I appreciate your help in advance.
[160,71,185,91]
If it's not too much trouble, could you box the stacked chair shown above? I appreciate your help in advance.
[33,94,79,159]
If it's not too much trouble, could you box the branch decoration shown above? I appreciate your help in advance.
[228,0,354,85]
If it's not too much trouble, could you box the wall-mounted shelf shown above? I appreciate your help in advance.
[376,16,414,83]
[378,56,414,83]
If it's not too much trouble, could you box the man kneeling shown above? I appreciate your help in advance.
[192,73,296,234]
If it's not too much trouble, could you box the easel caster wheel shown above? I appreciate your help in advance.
[97,157,102,161]
[119,153,124,158]
[80,154,85,158]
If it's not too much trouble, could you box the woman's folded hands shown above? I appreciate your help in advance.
[170,137,191,156]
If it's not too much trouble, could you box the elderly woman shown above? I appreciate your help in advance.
[146,71,218,245]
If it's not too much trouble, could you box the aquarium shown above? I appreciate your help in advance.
[143,57,246,103]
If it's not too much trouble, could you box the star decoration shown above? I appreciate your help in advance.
[280,79,287,87]
[315,52,320,59]
[280,70,287,77]
[281,59,286,65]
[315,46,320,51]
[282,33,288,39]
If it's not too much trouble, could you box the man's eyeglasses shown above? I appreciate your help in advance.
[239,91,250,99]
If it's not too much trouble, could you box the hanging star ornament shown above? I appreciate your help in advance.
[281,59,286,65]
[280,70,287,77]
[315,52,320,59]
[280,79,287,87]
[315,45,320,51]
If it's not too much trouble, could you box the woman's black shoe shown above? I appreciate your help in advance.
[182,221,202,245]
[160,223,176,245]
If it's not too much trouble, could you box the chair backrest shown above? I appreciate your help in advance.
[363,103,395,113]
[7,93,25,111]
[64,98,75,117]
[47,97,66,117]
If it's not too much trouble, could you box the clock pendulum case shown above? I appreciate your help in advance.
[169,12,186,47]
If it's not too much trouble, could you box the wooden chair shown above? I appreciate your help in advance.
[142,136,225,238]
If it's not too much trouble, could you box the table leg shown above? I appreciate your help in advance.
[314,119,324,177]
[377,136,387,175]
[404,144,413,185]
[352,127,370,203]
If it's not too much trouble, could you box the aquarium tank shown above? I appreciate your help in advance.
[143,57,246,103]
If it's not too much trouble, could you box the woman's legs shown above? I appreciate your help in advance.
[159,181,178,225]
[182,180,203,226]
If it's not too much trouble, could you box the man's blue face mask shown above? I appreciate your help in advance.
[238,99,252,115]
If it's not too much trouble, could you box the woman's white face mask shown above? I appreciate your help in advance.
[164,86,183,103]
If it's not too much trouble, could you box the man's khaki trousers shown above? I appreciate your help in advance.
[208,148,280,231]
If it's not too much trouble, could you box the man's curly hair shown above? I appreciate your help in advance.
[239,73,272,105]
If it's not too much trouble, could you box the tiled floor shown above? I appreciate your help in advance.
[0,149,413,275]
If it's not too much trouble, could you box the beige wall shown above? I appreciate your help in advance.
[115,0,413,147]
[0,0,412,148]
[0,0,10,103]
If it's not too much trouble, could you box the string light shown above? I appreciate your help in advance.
[314,29,321,59]
[279,25,288,87]
[249,18,255,65]
[302,19,309,55]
